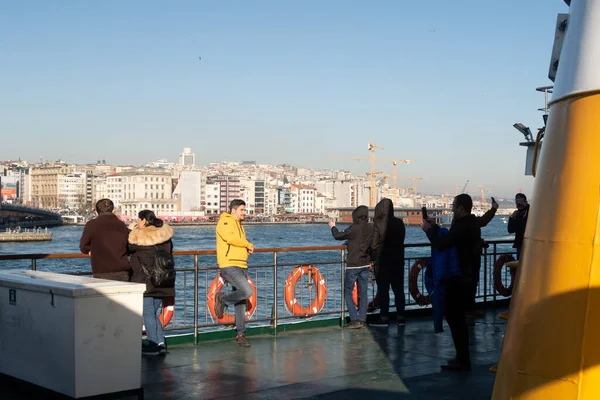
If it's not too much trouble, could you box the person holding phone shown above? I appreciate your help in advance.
[508,193,529,260]
[421,194,481,371]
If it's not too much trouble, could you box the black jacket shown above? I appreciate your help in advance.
[508,205,529,249]
[331,206,373,268]
[371,199,406,269]
[426,214,481,282]
[128,224,175,298]
[79,212,131,280]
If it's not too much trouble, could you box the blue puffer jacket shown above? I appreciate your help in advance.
[424,228,460,333]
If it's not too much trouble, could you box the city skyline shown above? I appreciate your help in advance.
[0,0,567,197]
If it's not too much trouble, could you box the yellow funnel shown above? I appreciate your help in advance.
[492,0,600,398]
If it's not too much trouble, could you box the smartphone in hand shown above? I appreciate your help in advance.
[421,206,428,221]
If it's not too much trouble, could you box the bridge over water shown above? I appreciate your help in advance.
[0,203,63,229]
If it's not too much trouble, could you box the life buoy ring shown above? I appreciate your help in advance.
[409,258,430,306]
[207,274,257,324]
[494,254,516,296]
[367,292,380,312]
[284,265,327,316]
[352,282,358,306]
[142,296,175,334]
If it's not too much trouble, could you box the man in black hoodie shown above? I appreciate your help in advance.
[330,205,373,328]
[421,194,481,371]
[370,198,406,326]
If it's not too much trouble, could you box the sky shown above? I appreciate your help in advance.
[0,1,569,198]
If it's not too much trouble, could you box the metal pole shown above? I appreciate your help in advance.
[340,249,346,327]
[493,243,497,305]
[272,252,278,335]
[483,246,488,304]
[193,254,199,345]
[31,259,36,271]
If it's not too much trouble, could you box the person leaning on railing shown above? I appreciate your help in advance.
[79,198,131,281]
[128,209,175,357]
[213,199,254,348]
[329,205,373,329]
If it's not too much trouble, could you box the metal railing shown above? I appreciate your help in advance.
[0,240,517,341]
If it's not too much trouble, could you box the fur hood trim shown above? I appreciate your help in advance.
[128,224,174,246]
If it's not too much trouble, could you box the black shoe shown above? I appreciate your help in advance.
[142,343,161,356]
[369,317,389,327]
[235,334,251,347]
[397,316,406,326]
[214,293,225,319]
[441,358,471,371]
[157,342,167,355]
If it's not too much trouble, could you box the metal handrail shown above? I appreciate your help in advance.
[0,240,517,340]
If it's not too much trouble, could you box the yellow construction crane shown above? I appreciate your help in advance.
[331,141,412,207]
[398,176,424,207]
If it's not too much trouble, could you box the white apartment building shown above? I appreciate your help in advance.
[315,194,326,215]
[175,171,202,212]
[106,174,124,209]
[264,186,279,216]
[57,173,87,209]
[290,184,316,214]
[204,183,221,215]
[106,169,176,217]
[92,176,108,206]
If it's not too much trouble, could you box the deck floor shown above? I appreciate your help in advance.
[2,308,507,399]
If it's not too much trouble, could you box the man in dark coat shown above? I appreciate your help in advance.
[370,198,406,326]
[79,198,131,281]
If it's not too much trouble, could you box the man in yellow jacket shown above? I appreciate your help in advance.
[214,199,254,347]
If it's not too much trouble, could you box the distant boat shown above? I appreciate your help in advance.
[502,217,508,224]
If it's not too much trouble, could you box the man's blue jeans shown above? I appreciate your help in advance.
[345,267,370,322]
[219,267,253,335]
[143,297,164,346]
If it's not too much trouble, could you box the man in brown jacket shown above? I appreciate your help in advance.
[80,198,131,281]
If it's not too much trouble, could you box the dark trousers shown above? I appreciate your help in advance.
[469,262,482,309]
[375,266,405,319]
[445,280,471,365]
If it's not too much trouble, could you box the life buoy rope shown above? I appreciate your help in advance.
[284,265,327,316]
[494,254,516,296]
[409,258,430,306]
[207,274,257,324]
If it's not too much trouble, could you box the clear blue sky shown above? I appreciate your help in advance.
[0,0,568,198]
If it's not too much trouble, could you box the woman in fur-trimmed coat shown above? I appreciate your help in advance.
[128,209,174,356]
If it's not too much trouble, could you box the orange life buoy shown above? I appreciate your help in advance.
[207,274,257,324]
[409,258,430,306]
[367,292,380,312]
[494,254,516,296]
[142,296,175,334]
[284,265,327,316]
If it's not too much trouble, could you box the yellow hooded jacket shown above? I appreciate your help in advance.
[216,212,253,268]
